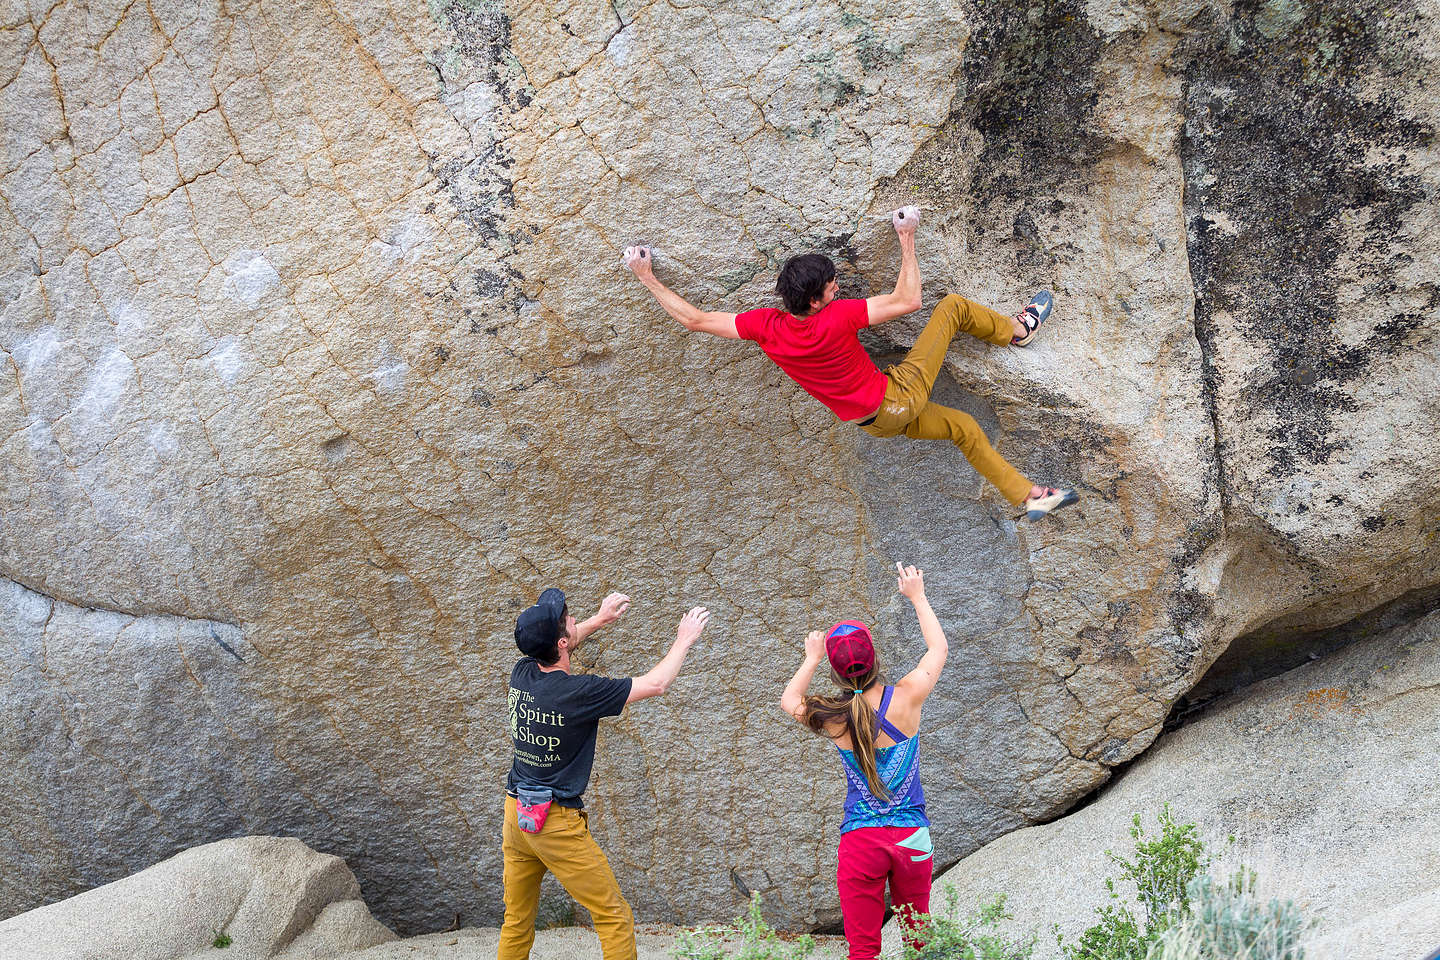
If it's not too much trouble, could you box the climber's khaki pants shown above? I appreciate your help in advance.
[498,796,636,960]
[861,294,1034,506]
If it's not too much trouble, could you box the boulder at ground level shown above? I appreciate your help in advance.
[0,836,396,960]
[916,610,1440,960]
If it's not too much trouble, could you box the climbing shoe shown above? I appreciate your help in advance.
[1010,290,1054,347]
[1024,487,1078,521]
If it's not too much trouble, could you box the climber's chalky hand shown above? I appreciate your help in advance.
[891,205,920,235]
[623,245,653,279]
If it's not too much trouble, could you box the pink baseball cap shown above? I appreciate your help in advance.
[825,620,875,678]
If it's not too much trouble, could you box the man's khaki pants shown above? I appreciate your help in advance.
[861,294,1034,506]
[497,796,636,960]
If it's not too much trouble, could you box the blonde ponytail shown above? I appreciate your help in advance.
[846,685,889,802]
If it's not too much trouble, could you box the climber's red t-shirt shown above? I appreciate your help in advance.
[734,299,887,421]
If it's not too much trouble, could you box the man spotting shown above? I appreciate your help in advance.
[623,208,1078,520]
[499,587,711,960]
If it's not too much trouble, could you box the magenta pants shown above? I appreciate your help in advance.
[836,826,934,960]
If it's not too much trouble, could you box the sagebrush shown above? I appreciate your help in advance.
[1150,870,1311,960]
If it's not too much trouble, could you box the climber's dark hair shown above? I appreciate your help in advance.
[800,658,888,801]
[775,254,836,316]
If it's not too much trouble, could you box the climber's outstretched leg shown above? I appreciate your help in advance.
[908,291,1054,356]
[862,294,1078,519]
[902,402,1034,506]
[882,292,1048,399]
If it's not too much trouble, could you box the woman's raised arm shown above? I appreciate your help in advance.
[894,562,948,704]
[780,630,828,722]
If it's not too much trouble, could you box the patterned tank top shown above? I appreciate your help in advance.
[836,685,929,833]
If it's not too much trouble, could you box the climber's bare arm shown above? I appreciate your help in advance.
[624,246,740,339]
[865,208,922,327]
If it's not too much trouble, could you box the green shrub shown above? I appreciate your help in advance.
[893,890,1035,960]
[1149,870,1311,960]
[671,893,816,960]
[1061,805,1206,960]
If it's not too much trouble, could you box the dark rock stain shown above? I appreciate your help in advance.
[817,230,864,296]
[1164,512,1225,632]
[1180,0,1434,480]
[434,1,531,111]
[876,0,1109,273]
[428,1,529,317]
[962,0,1109,202]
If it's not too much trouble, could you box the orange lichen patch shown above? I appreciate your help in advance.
[1291,687,1361,718]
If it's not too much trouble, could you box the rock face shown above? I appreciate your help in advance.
[1,0,1437,934]
[922,607,1440,960]
[0,836,396,959]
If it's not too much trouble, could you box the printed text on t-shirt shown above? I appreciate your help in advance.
[509,687,566,763]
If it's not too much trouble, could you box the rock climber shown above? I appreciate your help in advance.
[780,561,945,960]
[623,209,1077,520]
[499,587,711,960]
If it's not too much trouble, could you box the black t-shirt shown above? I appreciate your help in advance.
[505,658,632,808]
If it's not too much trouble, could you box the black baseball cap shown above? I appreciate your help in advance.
[514,588,567,658]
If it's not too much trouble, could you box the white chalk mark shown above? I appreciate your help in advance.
[77,347,133,415]
[462,81,498,125]
[607,27,634,66]
[112,300,148,339]
[1,577,53,627]
[223,251,280,307]
[374,217,430,266]
[25,418,59,455]
[11,327,59,376]
[442,79,501,151]
[370,360,409,395]
[205,339,244,385]
[368,343,409,397]
[148,421,180,459]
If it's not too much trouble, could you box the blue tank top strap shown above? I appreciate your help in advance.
[875,685,908,743]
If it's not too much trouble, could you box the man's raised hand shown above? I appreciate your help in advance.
[623,245,654,279]
[891,205,920,238]
[598,592,631,625]
[677,606,711,645]
[896,561,926,602]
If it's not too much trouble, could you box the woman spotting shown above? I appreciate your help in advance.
[781,561,948,960]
